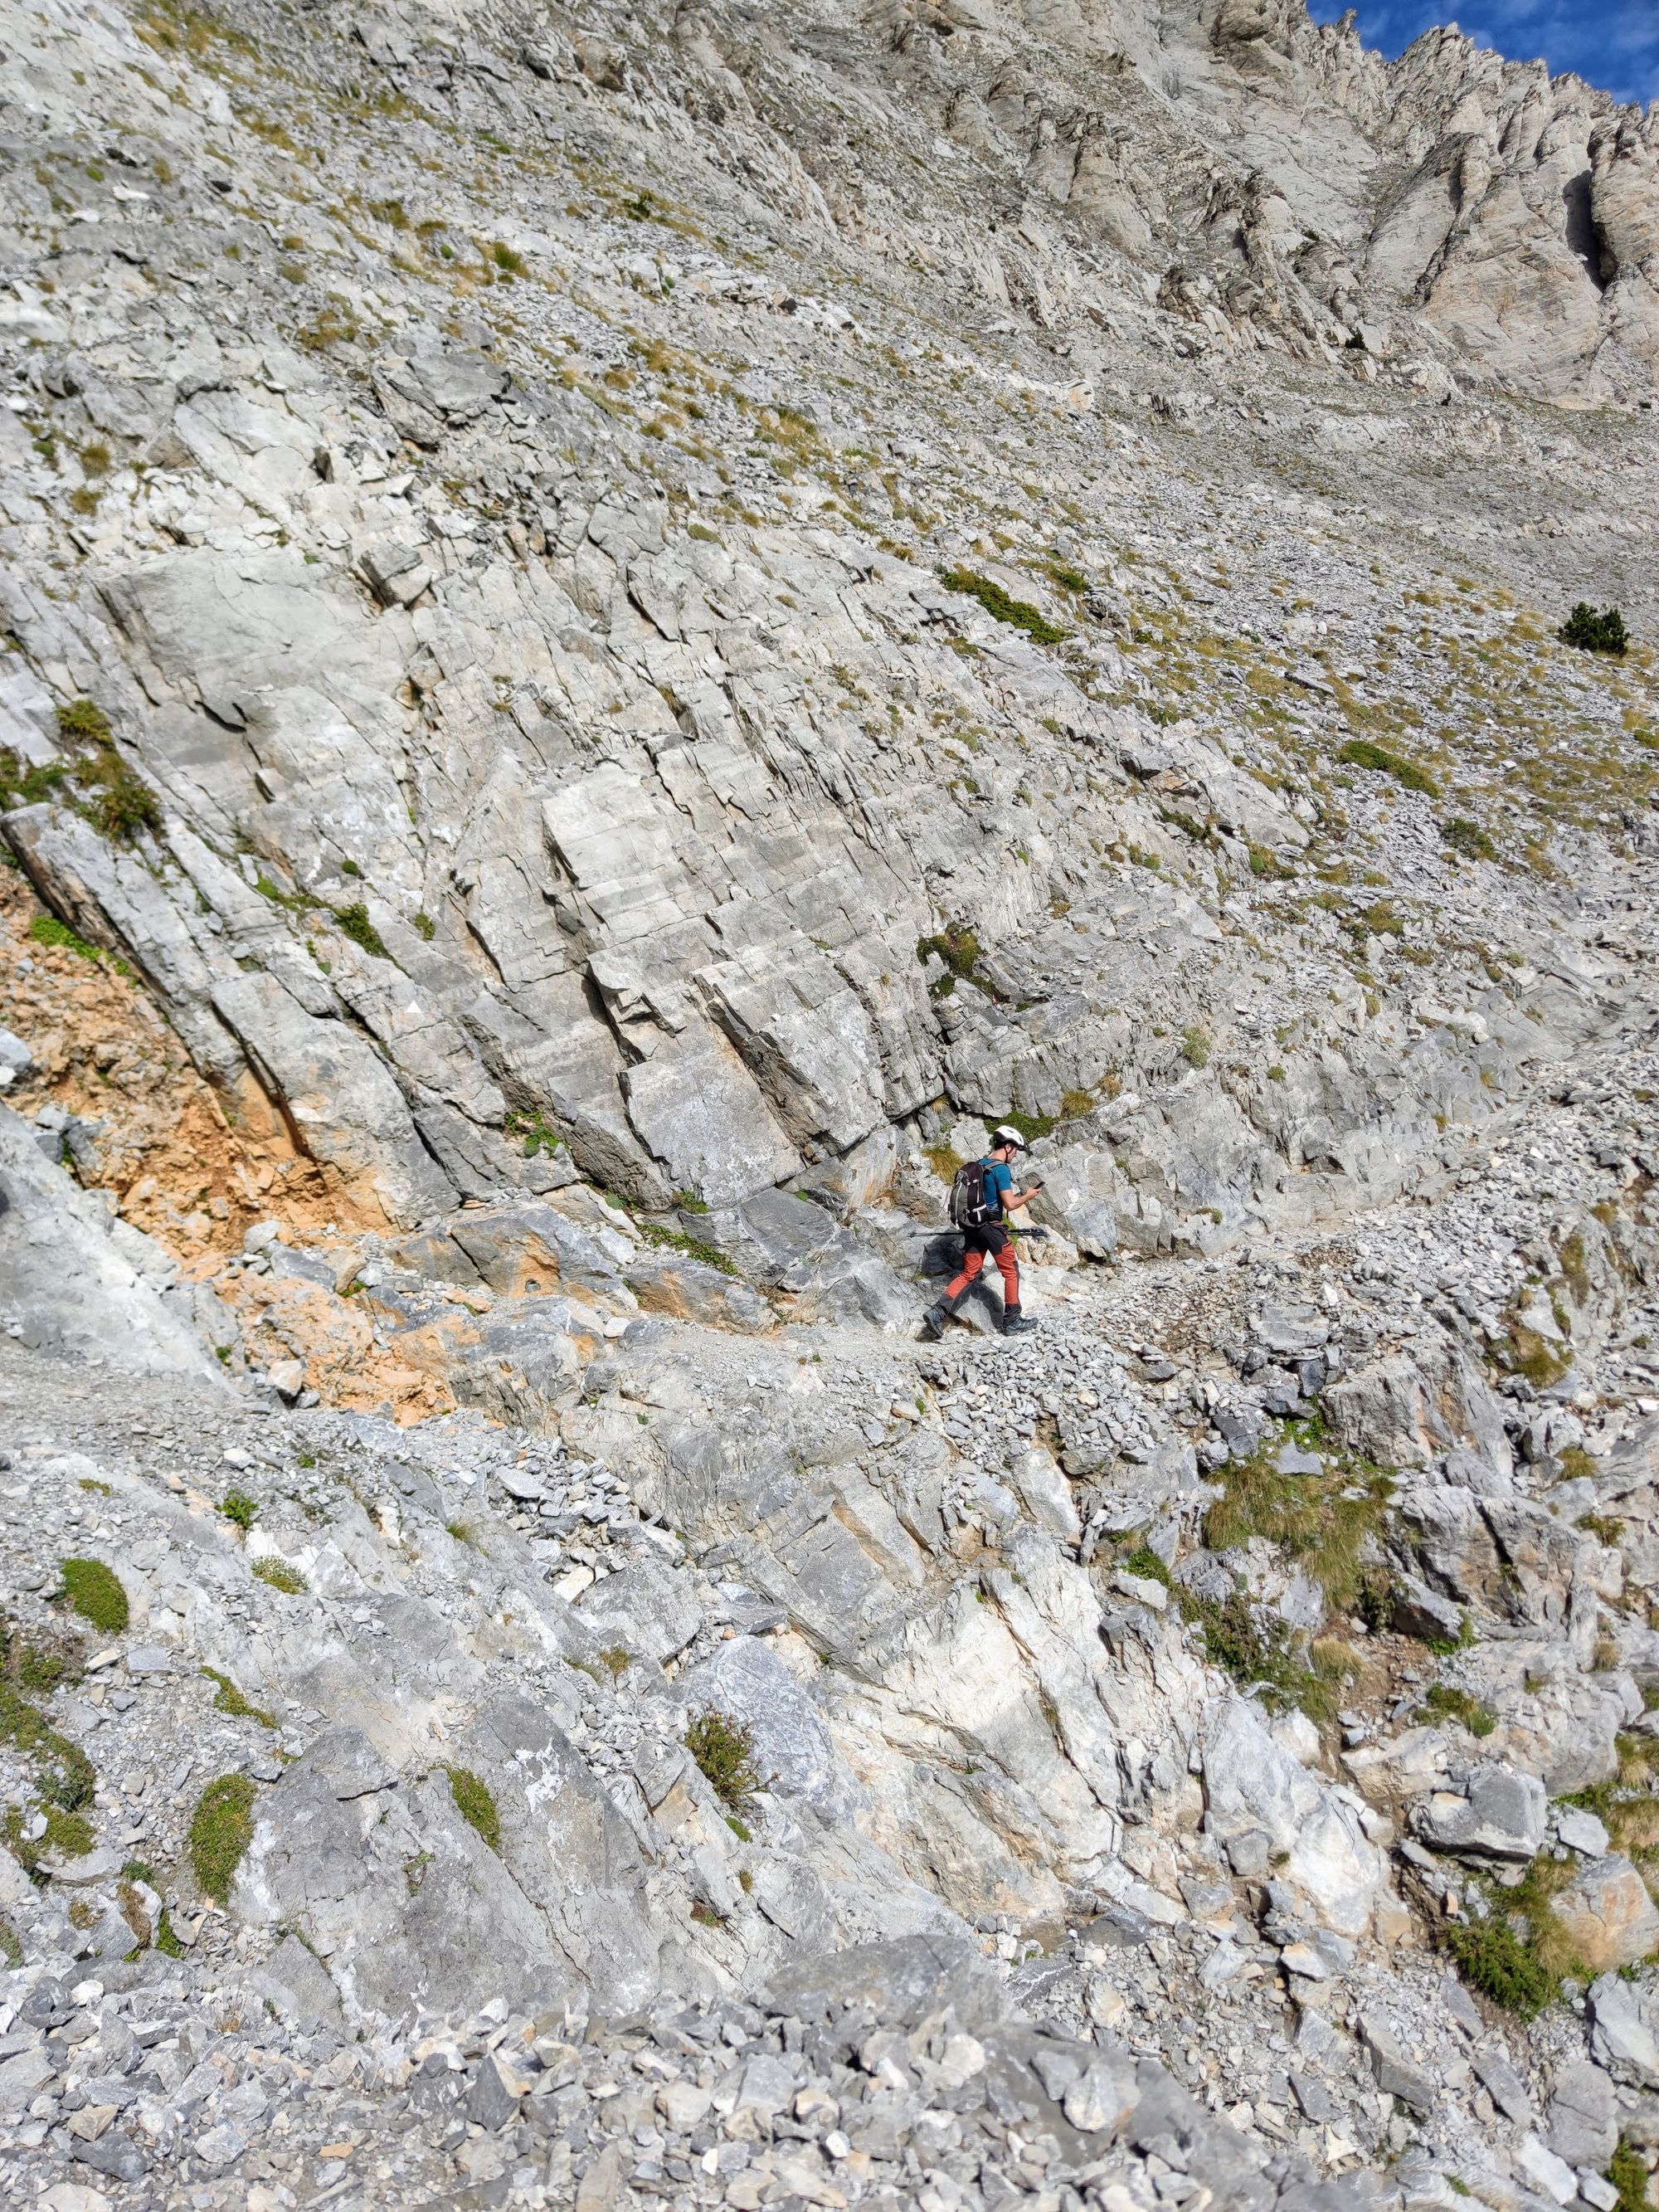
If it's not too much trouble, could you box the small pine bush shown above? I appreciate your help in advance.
[686,1709,763,1809]
[1560,603,1627,655]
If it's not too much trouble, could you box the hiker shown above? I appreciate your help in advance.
[922,1124,1044,1339]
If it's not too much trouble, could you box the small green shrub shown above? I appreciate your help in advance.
[155,1905,186,1957]
[0,745,69,811]
[331,902,391,960]
[505,1110,563,1160]
[221,1489,260,1532]
[998,1107,1054,1145]
[86,753,163,841]
[686,1709,763,1809]
[11,711,159,843]
[59,1558,129,1635]
[446,1765,500,1852]
[27,914,104,962]
[1445,1912,1557,2020]
[1180,1590,1313,1712]
[941,569,1068,646]
[1442,817,1496,861]
[1338,739,1438,797]
[1117,1545,1170,1587]
[1417,1683,1496,1737]
[598,1646,632,1678]
[202,1668,275,1726]
[1608,2140,1647,2212]
[1560,603,1627,655]
[189,1773,255,1903]
[56,699,111,745]
[725,1813,752,1842]
[635,1220,737,1276]
[1180,1027,1210,1069]
[916,921,1005,1002]
[413,910,435,940]
[251,1558,307,1596]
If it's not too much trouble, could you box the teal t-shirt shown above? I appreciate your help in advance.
[983,1158,1014,1216]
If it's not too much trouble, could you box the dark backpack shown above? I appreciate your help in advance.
[949,1156,996,1230]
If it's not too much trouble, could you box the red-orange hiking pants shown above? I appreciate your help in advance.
[946,1223,1019,1308]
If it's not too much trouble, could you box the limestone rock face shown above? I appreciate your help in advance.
[0,1102,232,1379]
[1549,1854,1659,1973]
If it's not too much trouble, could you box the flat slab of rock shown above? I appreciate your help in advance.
[1413,1761,1545,1860]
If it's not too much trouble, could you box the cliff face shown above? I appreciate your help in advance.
[830,0,1658,400]
[0,0,1652,1230]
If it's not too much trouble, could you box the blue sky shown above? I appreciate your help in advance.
[1306,0,1659,105]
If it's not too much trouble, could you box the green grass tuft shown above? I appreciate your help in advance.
[1608,2141,1647,2212]
[27,913,105,963]
[331,901,391,960]
[202,1668,275,1727]
[1338,738,1438,797]
[1446,1911,1558,2020]
[1417,1683,1496,1737]
[1442,817,1496,862]
[221,1489,260,1532]
[1202,1428,1393,1615]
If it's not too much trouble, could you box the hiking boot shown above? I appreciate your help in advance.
[1001,1306,1038,1337]
[921,1295,961,1340]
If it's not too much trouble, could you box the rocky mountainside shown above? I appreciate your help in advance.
[0,0,1657,2206]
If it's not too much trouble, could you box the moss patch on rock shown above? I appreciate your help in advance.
[189,1773,256,1903]
[59,1557,129,1636]
[445,1765,500,1852]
